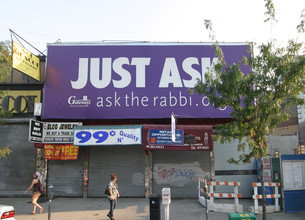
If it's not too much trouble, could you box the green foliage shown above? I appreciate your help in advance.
[0,41,12,119]
[264,0,277,23]
[297,9,305,33]
[0,41,12,159]
[0,147,11,159]
[204,19,216,41]
[0,40,11,82]
[192,41,305,163]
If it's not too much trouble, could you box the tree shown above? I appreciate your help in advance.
[192,41,305,220]
[0,40,11,82]
[192,2,305,219]
[0,40,12,159]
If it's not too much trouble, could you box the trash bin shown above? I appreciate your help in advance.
[149,194,161,220]
[228,213,256,220]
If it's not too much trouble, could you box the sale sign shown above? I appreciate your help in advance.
[44,144,79,160]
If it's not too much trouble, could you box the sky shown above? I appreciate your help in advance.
[1,0,304,55]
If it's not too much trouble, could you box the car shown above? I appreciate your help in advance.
[0,205,15,220]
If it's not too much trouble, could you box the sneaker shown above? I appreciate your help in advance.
[107,213,111,219]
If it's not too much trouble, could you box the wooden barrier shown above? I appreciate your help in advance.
[249,182,281,214]
[198,178,243,213]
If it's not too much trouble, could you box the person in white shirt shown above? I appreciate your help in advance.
[107,173,120,220]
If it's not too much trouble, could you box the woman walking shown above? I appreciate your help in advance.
[107,173,120,220]
[24,172,44,215]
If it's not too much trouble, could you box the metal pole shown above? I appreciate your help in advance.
[164,204,170,220]
[9,29,46,56]
[48,185,53,220]
[204,183,208,220]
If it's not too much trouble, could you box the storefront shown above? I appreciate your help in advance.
[0,86,42,197]
[73,125,145,197]
[143,124,213,198]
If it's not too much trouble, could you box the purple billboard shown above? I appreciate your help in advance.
[42,43,250,119]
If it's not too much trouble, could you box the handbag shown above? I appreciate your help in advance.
[39,181,44,193]
[104,186,110,195]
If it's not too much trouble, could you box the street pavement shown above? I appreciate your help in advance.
[0,197,304,220]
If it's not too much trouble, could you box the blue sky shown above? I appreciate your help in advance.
[1,0,304,55]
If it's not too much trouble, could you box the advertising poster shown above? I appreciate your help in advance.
[43,43,250,119]
[74,125,142,146]
[44,144,79,160]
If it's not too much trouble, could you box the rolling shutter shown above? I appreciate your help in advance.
[88,145,145,197]
[48,150,84,197]
[152,151,211,198]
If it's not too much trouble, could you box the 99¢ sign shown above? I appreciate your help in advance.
[73,126,142,146]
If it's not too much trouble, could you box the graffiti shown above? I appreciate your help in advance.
[153,163,206,187]
[157,167,175,181]
[156,167,196,181]
[173,168,195,179]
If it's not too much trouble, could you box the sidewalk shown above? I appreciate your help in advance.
[0,197,304,220]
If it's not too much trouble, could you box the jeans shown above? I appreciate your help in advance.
[109,199,117,217]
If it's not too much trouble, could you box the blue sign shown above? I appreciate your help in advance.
[149,129,183,146]
[73,125,142,146]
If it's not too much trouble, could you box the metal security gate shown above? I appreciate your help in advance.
[88,145,145,197]
[152,151,211,198]
[214,139,257,198]
[48,150,84,197]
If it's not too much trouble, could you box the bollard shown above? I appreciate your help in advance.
[162,188,171,220]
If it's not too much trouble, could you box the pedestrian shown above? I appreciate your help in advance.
[24,172,44,215]
[107,173,120,220]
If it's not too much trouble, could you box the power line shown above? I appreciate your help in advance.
[9,29,46,56]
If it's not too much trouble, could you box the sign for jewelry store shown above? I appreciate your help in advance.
[73,125,142,146]
[29,119,82,143]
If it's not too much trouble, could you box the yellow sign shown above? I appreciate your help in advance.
[0,90,41,114]
[44,144,79,160]
[12,41,40,81]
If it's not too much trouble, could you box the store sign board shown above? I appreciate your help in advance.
[42,43,250,119]
[143,124,213,151]
[149,129,183,146]
[43,122,82,143]
[12,41,40,81]
[28,120,82,143]
[73,125,142,146]
[44,144,79,160]
[29,119,43,142]
[0,90,41,114]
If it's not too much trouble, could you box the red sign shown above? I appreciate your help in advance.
[143,124,213,151]
[44,144,79,160]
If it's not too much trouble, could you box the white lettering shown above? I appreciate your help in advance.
[71,57,219,90]
[182,57,201,88]
[159,58,183,88]
[131,58,151,88]
[90,58,112,89]
[71,58,88,89]
[68,96,76,104]
[113,57,131,88]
